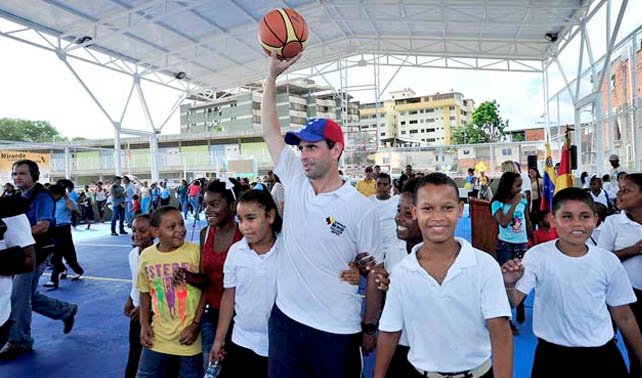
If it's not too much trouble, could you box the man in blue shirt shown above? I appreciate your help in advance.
[160,182,171,206]
[110,176,127,236]
[0,160,78,359]
[123,176,135,228]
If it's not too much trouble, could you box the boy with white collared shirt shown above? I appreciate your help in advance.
[375,173,513,378]
[503,188,642,377]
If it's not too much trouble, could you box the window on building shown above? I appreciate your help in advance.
[427,138,436,142]
[409,120,418,124]
[449,106,455,110]
[409,129,418,134]
[409,110,417,115]
[421,129,425,132]
[420,119,424,123]
[502,148,512,156]
[450,116,456,121]
[401,121,406,125]
[425,108,434,113]
[426,118,435,123]
[426,128,435,132]
[401,131,407,135]
[400,111,406,115]
[381,132,385,136]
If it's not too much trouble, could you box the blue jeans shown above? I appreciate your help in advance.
[125,200,134,227]
[179,198,189,219]
[9,259,76,348]
[136,348,203,378]
[188,197,200,220]
[111,204,126,233]
[200,310,216,370]
[268,306,361,378]
[141,198,151,214]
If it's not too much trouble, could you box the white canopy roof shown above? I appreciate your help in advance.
[0,0,592,92]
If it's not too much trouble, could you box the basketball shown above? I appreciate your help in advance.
[258,8,308,60]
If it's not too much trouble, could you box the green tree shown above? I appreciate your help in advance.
[0,118,63,142]
[451,100,508,144]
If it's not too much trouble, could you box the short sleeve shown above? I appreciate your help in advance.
[491,201,502,217]
[378,265,405,332]
[34,193,55,223]
[356,206,384,263]
[274,146,303,188]
[480,257,512,319]
[136,254,151,293]
[223,246,238,289]
[606,257,636,306]
[2,214,35,248]
[516,249,538,295]
[596,217,616,251]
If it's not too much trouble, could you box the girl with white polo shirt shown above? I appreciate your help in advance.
[375,173,513,378]
[208,189,282,377]
[597,173,642,376]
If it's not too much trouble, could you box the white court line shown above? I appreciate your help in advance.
[42,273,130,283]
[76,243,132,248]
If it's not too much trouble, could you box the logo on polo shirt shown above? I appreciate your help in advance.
[326,216,346,236]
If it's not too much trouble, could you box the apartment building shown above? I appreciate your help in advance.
[360,88,475,147]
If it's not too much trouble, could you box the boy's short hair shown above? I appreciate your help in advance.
[552,187,595,214]
[590,176,601,185]
[593,202,609,223]
[150,206,179,227]
[602,174,611,182]
[414,173,460,203]
[133,213,151,223]
[401,178,419,195]
[376,173,391,183]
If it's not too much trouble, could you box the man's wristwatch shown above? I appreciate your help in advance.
[361,322,377,335]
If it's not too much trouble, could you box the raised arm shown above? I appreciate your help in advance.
[262,52,301,164]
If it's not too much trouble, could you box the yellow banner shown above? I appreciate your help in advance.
[0,150,51,185]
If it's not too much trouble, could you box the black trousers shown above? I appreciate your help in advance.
[406,363,493,378]
[531,339,628,378]
[51,225,84,282]
[628,288,642,377]
[222,341,268,378]
[386,345,410,378]
[125,316,142,378]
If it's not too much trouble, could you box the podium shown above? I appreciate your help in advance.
[469,198,498,256]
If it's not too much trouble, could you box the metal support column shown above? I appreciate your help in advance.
[631,34,640,171]
[114,124,122,176]
[64,146,71,179]
[150,132,160,183]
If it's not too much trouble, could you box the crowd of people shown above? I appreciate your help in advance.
[0,52,642,378]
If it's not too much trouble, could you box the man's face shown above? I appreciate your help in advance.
[12,164,34,191]
[405,166,412,174]
[374,166,381,175]
[590,179,602,193]
[396,192,421,241]
[376,177,391,198]
[297,140,338,180]
[365,169,374,180]
[123,177,130,184]
[610,159,619,168]
[115,179,122,186]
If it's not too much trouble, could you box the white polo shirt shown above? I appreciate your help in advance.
[379,238,511,372]
[597,212,642,289]
[590,189,610,208]
[520,172,532,195]
[370,195,399,258]
[223,236,280,357]
[128,247,141,307]
[517,240,635,347]
[274,146,382,334]
[1,214,35,324]
[383,237,411,347]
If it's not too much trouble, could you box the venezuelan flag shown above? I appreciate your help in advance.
[540,143,556,212]
[555,133,574,193]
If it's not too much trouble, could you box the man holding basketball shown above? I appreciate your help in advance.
[262,51,384,378]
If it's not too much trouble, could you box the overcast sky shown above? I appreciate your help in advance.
[0,0,639,140]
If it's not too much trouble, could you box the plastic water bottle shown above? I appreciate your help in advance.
[203,362,221,378]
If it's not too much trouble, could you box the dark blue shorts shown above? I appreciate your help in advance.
[496,240,528,265]
[268,305,362,378]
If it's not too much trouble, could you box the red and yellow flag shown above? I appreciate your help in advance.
[554,132,573,193]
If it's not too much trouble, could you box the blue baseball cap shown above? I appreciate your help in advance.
[284,118,345,147]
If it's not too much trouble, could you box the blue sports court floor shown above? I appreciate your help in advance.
[0,212,631,377]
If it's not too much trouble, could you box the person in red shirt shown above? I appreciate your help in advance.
[530,213,559,247]
[132,195,141,215]
[187,180,203,220]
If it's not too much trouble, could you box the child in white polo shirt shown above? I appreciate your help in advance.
[597,173,642,376]
[375,173,513,378]
[503,187,642,377]
[208,189,281,377]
